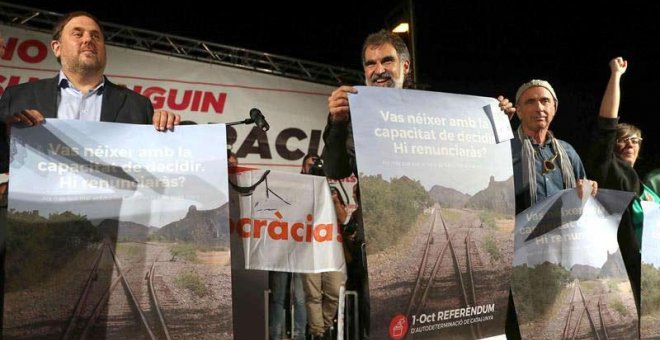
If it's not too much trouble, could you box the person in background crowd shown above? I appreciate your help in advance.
[330,186,348,226]
[300,153,342,340]
[227,150,238,168]
[0,31,5,329]
[268,270,307,340]
[644,169,660,195]
[1,31,8,198]
[267,155,320,339]
[0,31,6,56]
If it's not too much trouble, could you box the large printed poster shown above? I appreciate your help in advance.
[5,120,232,339]
[512,188,637,339]
[349,87,514,339]
[641,200,660,339]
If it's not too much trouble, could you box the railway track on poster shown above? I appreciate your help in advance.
[405,208,485,338]
[561,279,616,340]
[62,239,172,340]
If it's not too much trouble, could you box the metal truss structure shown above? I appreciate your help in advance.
[0,1,364,86]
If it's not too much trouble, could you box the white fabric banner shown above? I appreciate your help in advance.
[230,168,345,273]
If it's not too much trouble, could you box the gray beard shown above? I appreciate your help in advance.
[66,56,104,75]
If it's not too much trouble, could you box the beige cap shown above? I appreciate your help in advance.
[515,79,558,109]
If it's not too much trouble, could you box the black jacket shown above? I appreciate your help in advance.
[1,75,154,172]
[584,116,642,310]
[321,114,355,179]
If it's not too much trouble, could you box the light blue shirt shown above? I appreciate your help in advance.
[512,134,587,213]
[57,71,104,121]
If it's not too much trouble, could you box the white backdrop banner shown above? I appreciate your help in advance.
[0,23,335,170]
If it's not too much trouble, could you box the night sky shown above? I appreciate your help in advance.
[11,0,660,176]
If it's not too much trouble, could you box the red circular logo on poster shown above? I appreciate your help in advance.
[389,314,408,340]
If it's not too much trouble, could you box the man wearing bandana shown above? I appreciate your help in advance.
[498,80,598,339]
[500,80,597,212]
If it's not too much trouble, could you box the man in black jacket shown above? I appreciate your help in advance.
[321,29,412,340]
[0,10,180,333]
[1,10,180,173]
[322,29,412,180]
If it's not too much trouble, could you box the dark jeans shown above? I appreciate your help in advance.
[269,271,306,340]
[346,242,369,340]
[505,291,521,340]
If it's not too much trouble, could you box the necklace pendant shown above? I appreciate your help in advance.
[543,160,555,174]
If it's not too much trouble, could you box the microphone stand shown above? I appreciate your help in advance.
[218,108,268,131]
[225,118,255,127]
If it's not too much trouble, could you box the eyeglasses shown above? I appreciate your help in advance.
[616,136,643,145]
